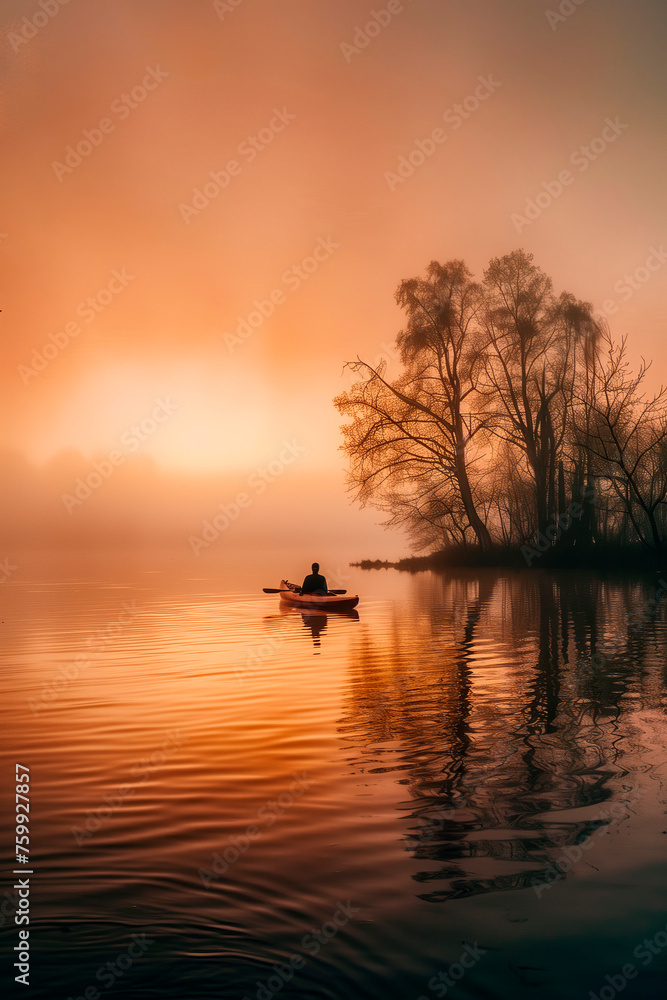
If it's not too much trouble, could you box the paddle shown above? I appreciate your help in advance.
[262,588,348,594]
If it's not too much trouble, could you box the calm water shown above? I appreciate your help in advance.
[2,550,667,999]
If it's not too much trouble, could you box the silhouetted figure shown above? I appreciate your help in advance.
[301,562,328,595]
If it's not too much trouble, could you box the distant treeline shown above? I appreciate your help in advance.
[336,251,667,564]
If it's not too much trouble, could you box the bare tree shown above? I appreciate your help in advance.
[336,250,665,560]
[479,250,598,537]
[574,332,667,556]
[335,261,493,550]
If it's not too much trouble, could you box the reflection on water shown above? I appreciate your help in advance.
[302,610,329,649]
[340,572,667,910]
[2,554,667,999]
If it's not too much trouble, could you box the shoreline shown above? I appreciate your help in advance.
[352,545,666,575]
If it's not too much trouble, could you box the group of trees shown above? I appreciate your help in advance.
[334,250,667,559]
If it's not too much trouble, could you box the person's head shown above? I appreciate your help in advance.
[312,562,319,573]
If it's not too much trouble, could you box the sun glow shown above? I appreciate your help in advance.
[28,361,274,473]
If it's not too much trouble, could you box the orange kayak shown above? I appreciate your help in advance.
[279,580,359,612]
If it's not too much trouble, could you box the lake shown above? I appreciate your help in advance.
[2,549,667,999]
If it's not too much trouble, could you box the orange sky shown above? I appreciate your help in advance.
[1,0,666,555]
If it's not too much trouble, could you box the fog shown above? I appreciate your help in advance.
[0,449,407,563]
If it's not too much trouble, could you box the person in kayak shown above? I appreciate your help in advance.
[300,563,328,595]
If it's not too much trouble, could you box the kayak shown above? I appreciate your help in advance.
[279,580,359,612]
[279,581,359,612]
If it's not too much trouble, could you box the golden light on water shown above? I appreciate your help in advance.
[4,6,667,997]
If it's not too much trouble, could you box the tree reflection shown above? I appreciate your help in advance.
[339,570,665,900]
